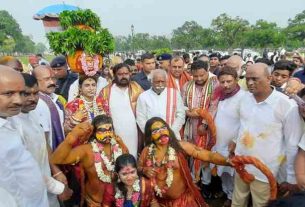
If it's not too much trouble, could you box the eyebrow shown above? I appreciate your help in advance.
[0,89,25,93]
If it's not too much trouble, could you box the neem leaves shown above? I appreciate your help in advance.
[47,9,114,55]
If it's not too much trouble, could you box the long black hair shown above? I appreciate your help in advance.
[144,117,185,154]
[114,154,138,199]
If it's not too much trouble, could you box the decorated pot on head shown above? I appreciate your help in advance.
[67,50,103,76]
[47,9,114,76]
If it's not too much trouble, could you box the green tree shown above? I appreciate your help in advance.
[171,21,205,50]
[18,35,36,53]
[211,13,249,48]
[1,37,16,54]
[115,35,132,52]
[243,20,286,48]
[35,42,47,54]
[285,10,305,48]
[0,10,23,47]
[132,33,151,50]
[150,35,171,50]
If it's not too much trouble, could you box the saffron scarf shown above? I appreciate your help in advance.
[167,71,192,90]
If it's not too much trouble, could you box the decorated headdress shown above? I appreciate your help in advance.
[47,9,114,76]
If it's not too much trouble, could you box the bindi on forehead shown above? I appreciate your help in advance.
[120,166,136,174]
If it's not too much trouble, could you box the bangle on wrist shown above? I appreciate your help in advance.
[53,171,63,178]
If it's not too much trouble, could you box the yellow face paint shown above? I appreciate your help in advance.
[151,121,169,141]
[95,123,114,142]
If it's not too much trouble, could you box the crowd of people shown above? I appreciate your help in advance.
[0,51,305,207]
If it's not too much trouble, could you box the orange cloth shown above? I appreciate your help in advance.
[167,71,192,90]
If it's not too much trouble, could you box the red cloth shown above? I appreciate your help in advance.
[177,153,208,207]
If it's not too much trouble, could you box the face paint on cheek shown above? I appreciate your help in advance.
[95,132,106,141]
[151,132,160,141]
[95,131,113,141]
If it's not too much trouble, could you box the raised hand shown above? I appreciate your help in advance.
[68,122,93,145]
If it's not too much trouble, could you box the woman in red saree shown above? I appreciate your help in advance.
[64,74,109,134]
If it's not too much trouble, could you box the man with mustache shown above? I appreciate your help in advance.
[98,63,143,158]
[213,68,246,207]
[51,115,128,207]
[9,73,72,206]
[181,60,220,196]
[33,65,66,151]
[167,56,192,92]
[0,66,48,206]
[136,69,185,140]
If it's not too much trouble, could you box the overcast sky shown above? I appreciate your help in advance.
[3,0,304,44]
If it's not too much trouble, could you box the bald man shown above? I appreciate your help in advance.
[136,69,185,139]
[226,55,247,90]
[0,66,48,206]
[33,65,65,150]
[231,63,303,207]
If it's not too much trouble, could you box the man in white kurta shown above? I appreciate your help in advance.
[109,84,139,157]
[232,63,303,207]
[10,112,64,207]
[213,68,246,205]
[0,66,48,207]
[136,69,185,139]
[99,63,143,158]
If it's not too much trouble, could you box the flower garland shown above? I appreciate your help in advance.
[91,138,123,183]
[80,95,104,122]
[80,52,100,76]
[147,144,176,197]
[114,179,141,207]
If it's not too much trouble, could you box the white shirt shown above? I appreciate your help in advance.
[0,118,48,207]
[235,89,303,183]
[68,76,108,102]
[298,133,305,151]
[9,112,65,199]
[35,98,52,146]
[34,93,65,148]
[110,84,138,157]
[136,87,185,139]
[214,89,246,176]
[0,187,17,207]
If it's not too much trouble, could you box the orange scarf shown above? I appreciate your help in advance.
[167,71,192,90]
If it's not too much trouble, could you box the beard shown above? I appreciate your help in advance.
[115,77,130,87]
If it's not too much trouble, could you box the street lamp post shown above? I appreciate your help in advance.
[131,24,134,53]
